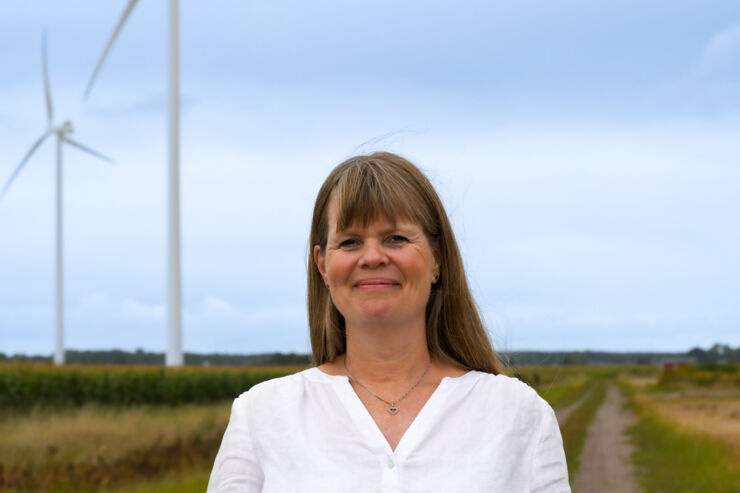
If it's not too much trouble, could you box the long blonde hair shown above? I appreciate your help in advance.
[308,152,502,374]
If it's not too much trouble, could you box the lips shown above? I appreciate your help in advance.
[354,277,399,289]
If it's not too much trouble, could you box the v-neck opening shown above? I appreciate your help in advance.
[309,367,479,460]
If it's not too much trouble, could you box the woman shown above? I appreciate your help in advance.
[208,152,569,492]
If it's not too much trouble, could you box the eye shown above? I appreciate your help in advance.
[339,238,360,249]
[387,235,409,245]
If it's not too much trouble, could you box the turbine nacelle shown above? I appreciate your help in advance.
[54,121,74,136]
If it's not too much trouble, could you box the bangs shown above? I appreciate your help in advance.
[331,158,431,233]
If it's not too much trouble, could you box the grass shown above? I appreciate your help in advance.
[537,374,591,410]
[514,365,621,407]
[628,412,740,492]
[621,379,740,492]
[0,402,231,466]
[648,396,740,451]
[1,470,212,493]
[0,402,231,491]
[102,468,211,493]
[513,365,591,407]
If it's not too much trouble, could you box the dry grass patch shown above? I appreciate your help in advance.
[0,402,231,468]
[623,379,740,492]
[645,394,740,460]
[622,375,658,389]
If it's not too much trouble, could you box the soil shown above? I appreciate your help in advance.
[572,384,639,493]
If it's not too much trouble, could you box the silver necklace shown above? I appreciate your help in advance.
[344,358,432,415]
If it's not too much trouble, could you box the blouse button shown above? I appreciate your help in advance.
[386,456,395,469]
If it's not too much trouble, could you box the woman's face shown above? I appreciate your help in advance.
[314,197,440,329]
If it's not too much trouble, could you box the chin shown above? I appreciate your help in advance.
[354,302,401,321]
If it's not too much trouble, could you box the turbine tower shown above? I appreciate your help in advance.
[85,0,183,366]
[1,31,113,365]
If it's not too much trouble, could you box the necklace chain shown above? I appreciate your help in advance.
[343,358,432,415]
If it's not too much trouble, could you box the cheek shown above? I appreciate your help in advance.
[325,255,354,282]
[404,252,435,279]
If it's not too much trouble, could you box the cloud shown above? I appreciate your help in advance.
[185,295,305,327]
[486,298,740,351]
[658,23,740,115]
[57,293,307,353]
[201,296,242,317]
[76,293,165,321]
[182,296,308,353]
[85,93,200,118]
[81,291,107,307]
[692,23,740,78]
[120,298,166,320]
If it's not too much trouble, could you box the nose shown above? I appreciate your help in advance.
[358,241,389,268]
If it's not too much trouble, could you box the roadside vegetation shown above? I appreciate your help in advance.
[621,363,740,492]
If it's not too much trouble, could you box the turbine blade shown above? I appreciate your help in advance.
[42,29,53,125]
[0,131,52,201]
[83,0,140,100]
[62,136,115,164]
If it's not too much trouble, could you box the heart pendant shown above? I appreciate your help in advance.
[388,405,399,415]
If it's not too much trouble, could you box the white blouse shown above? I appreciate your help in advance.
[207,367,570,493]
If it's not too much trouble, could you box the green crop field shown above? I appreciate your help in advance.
[0,363,304,409]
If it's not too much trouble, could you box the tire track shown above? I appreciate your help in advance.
[572,384,638,493]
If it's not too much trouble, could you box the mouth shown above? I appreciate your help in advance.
[354,278,400,290]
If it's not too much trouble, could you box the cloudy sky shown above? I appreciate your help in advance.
[1,1,739,356]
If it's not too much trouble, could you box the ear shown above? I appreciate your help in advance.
[313,245,328,283]
[432,247,441,283]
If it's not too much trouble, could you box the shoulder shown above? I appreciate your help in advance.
[232,367,329,409]
[227,368,343,447]
[477,371,546,403]
[466,371,553,416]
[441,371,561,462]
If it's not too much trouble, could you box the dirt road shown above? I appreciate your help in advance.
[571,384,639,493]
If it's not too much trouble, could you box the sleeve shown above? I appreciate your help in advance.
[207,394,264,493]
[529,403,571,493]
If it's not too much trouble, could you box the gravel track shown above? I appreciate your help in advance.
[571,384,639,493]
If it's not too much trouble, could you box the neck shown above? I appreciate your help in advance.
[343,318,430,385]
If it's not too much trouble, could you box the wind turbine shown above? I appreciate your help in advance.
[84,0,183,366]
[1,31,114,365]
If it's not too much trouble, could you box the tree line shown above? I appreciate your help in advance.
[1,343,737,366]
